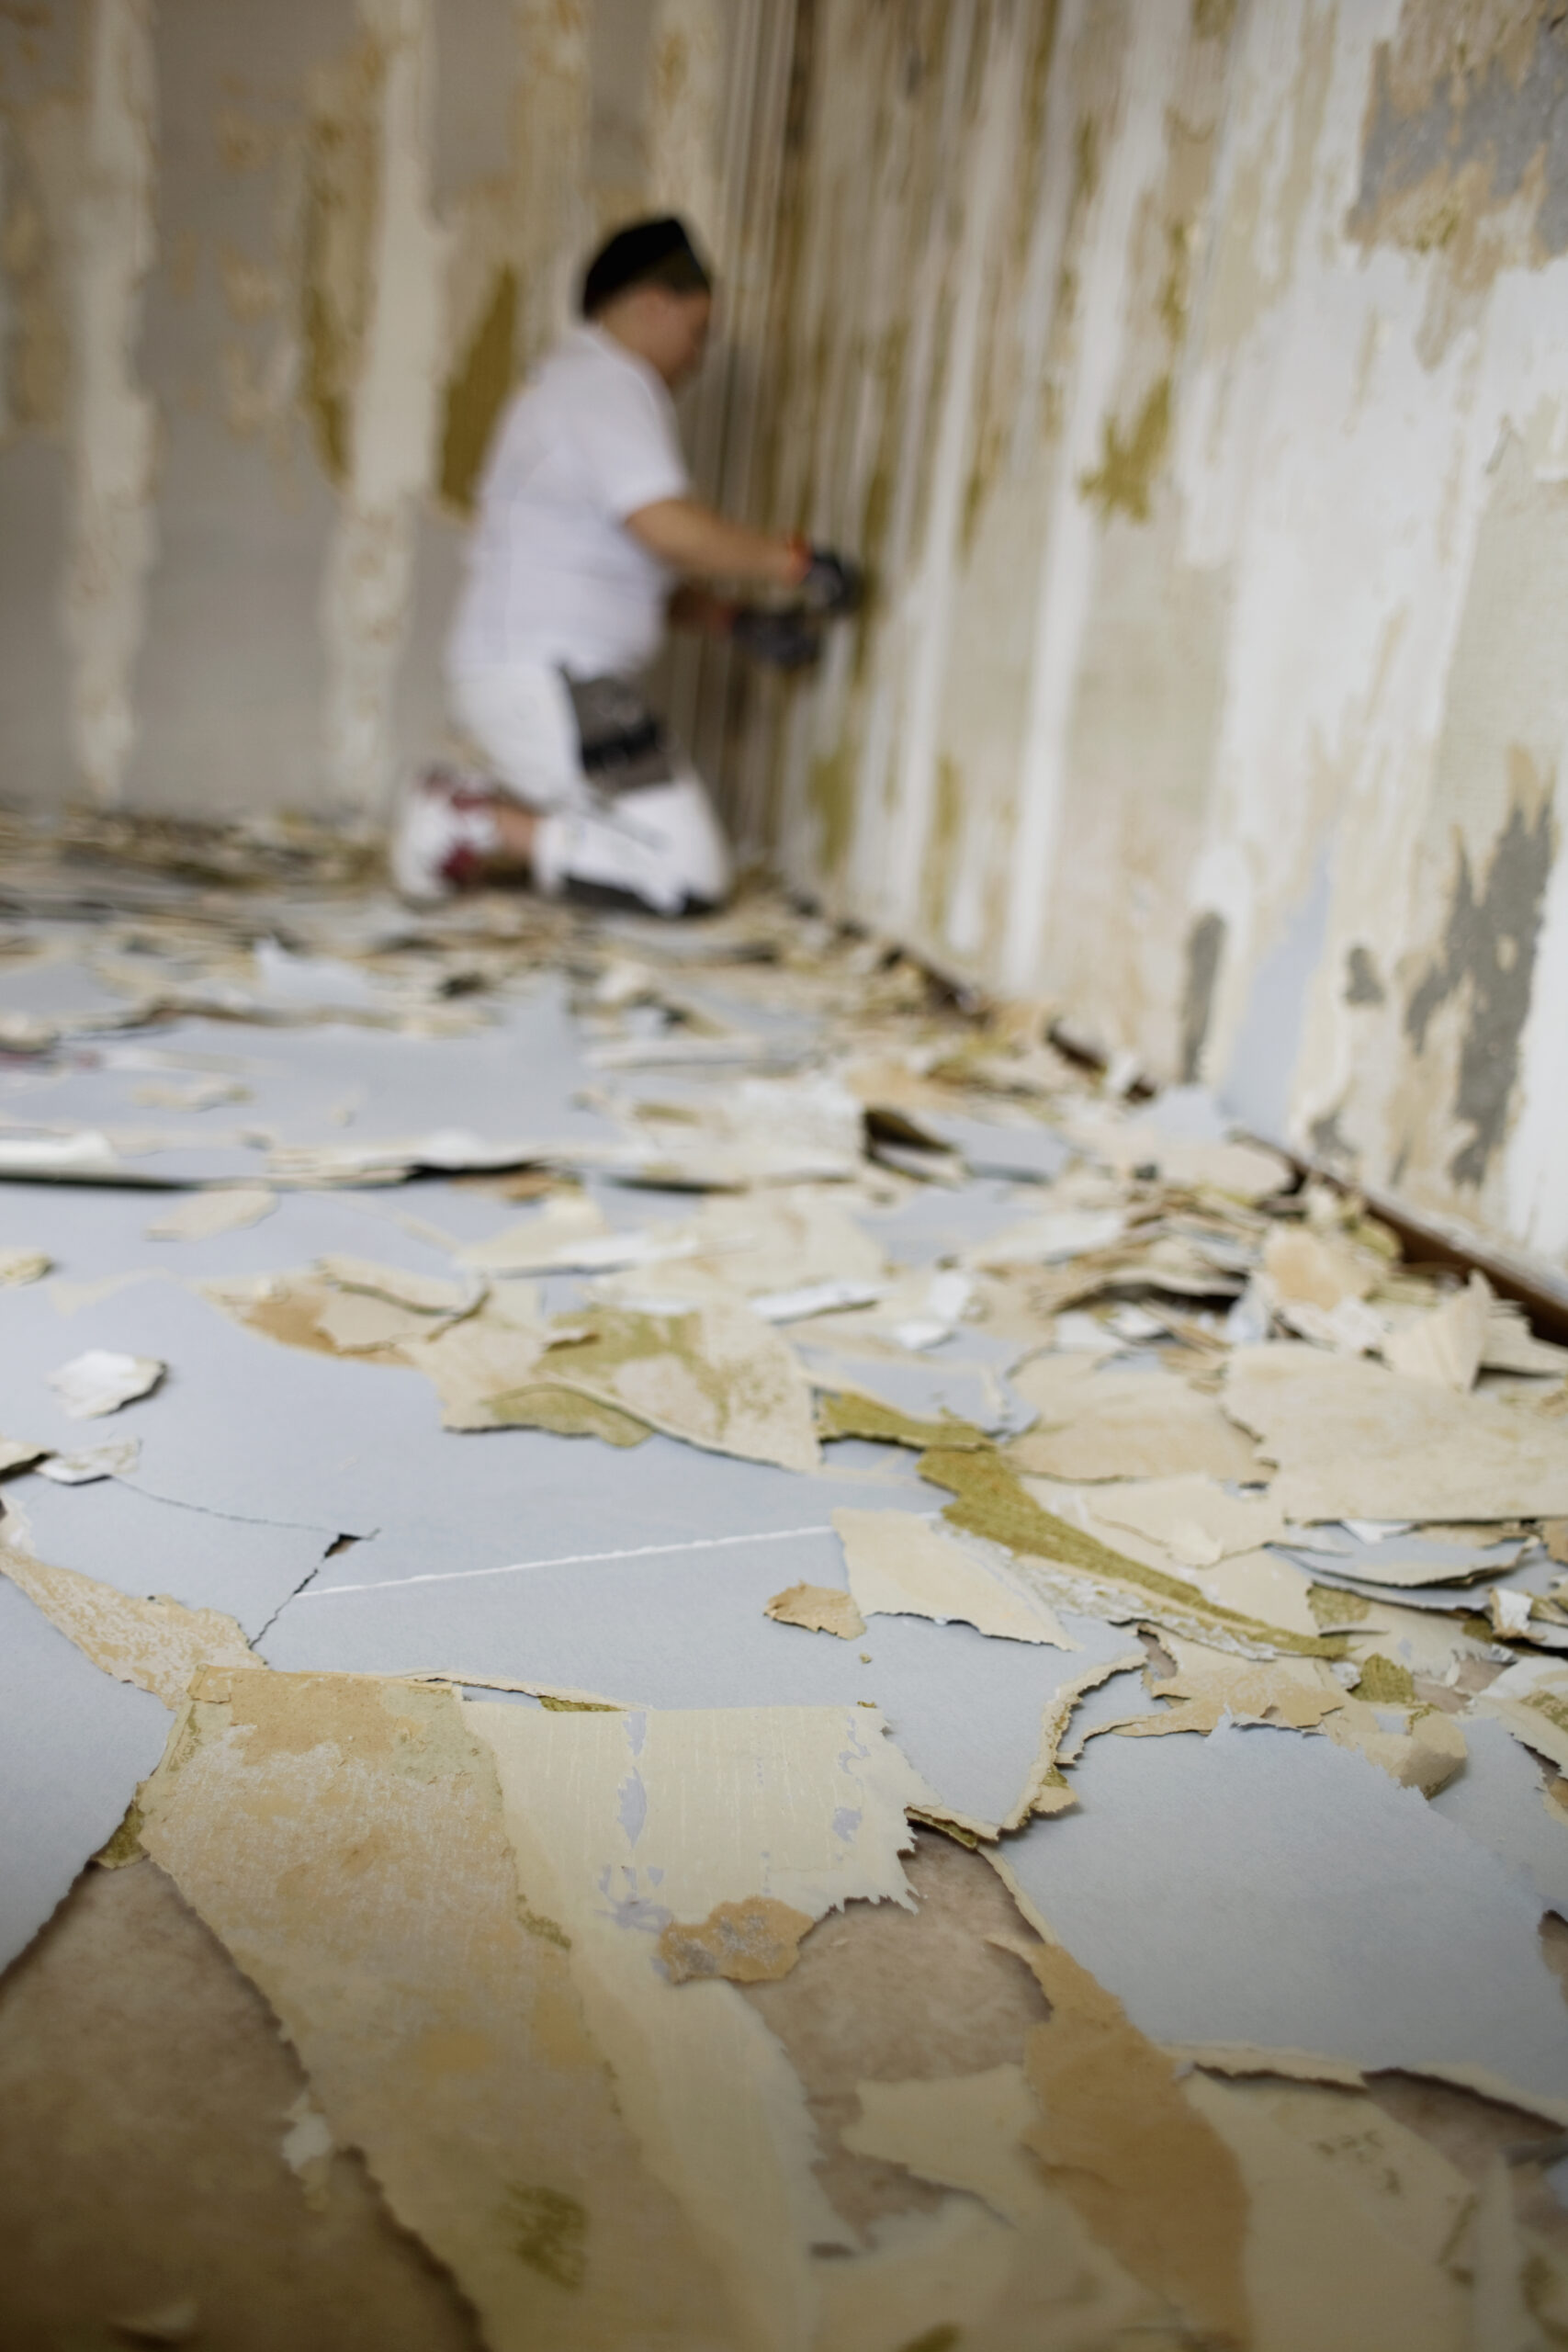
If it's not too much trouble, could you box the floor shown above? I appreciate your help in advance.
[2,809,1568,2351]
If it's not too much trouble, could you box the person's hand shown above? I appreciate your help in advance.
[798,548,863,618]
[731,605,822,671]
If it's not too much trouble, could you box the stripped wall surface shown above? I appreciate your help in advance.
[5,0,1568,1294]
[707,0,1568,1295]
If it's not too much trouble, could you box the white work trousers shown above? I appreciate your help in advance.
[450,662,731,913]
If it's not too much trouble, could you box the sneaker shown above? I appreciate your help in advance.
[391,767,502,900]
[534,775,731,917]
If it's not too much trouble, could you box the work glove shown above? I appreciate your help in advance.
[731,605,823,672]
[797,547,863,619]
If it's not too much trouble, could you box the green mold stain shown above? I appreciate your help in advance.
[920,753,964,943]
[1079,374,1172,524]
[439,265,519,514]
[504,2182,587,2289]
[808,744,857,882]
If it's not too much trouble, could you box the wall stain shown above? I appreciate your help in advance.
[1349,7,1568,357]
[1079,372,1171,523]
[1344,944,1385,1005]
[299,34,386,489]
[1179,910,1225,1081]
[807,741,855,883]
[919,752,964,942]
[438,264,518,514]
[1404,761,1556,1188]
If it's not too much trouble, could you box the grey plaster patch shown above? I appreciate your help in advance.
[1179,910,1225,1082]
[1404,786,1556,1189]
[1343,943,1384,1005]
[1349,15,1568,259]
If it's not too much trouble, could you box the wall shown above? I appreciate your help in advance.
[704,0,1568,1295]
[6,0,1568,1297]
[0,0,772,819]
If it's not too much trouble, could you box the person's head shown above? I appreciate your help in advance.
[581,216,713,388]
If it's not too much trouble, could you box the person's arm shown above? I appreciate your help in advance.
[667,582,739,635]
[626,496,807,588]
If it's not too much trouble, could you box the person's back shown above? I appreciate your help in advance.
[448,324,689,686]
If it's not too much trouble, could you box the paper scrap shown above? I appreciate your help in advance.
[0,1544,255,1707]
[140,1669,732,2346]
[145,1187,277,1242]
[764,1583,866,1639]
[36,1438,141,1484]
[658,1896,817,1984]
[1088,1475,1287,1569]
[0,1247,51,1284]
[472,1701,959,2342]
[46,1348,164,1420]
[840,2065,1046,2227]
[1224,1343,1568,1521]
[1382,1271,1491,1394]
[832,1508,1074,1645]
[0,1436,50,1475]
[1181,2072,1468,2350]
[1011,1935,1251,2346]
[531,1302,820,1474]
[1009,1358,1264,1485]
[1262,1225,1374,1311]
[922,1447,1336,1659]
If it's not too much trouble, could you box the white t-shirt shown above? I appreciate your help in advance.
[446,323,691,684]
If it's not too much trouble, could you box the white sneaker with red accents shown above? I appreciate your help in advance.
[391,768,502,900]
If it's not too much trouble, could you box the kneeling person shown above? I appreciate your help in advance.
[396,215,857,913]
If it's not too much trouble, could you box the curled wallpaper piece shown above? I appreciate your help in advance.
[1008,1359,1264,1484]
[138,1670,736,2350]
[1066,1111,1291,1203]
[920,1448,1338,1660]
[314,1254,477,1314]
[0,1247,51,1284]
[37,1437,141,1483]
[46,1348,164,1419]
[145,1187,276,1241]
[1478,1655,1568,1774]
[0,1436,50,1475]
[470,1701,958,2347]
[763,1582,866,1639]
[530,1302,821,1474]
[1011,1651,1148,1824]
[1088,1474,1287,1568]
[832,1508,1075,1646]
[1224,1344,1568,1521]
[1090,1636,1348,1744]
[0,1543,255,1708]
[1382,1272,1491,1394]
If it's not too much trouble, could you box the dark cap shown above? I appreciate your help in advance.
[581,216,712,317]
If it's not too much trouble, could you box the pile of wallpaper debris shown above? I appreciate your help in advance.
[3,810,1568,2349]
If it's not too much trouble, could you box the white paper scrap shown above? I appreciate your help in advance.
[46,1350,164,1420]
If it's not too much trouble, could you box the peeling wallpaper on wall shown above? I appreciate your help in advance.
[699,0,1568,1290]
[4,0,1568,1290]
[0,0,744,820]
